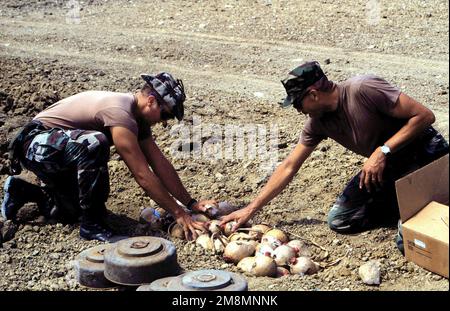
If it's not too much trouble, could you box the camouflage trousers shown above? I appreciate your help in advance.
[328,126,449,235]
[21,124,110,221]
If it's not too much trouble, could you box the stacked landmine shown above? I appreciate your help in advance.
[74,236,180,288]
[137,269,248,291]
[74,244,117,289]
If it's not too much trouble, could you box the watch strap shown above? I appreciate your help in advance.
[186,199,198,210]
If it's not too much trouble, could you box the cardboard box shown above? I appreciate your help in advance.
[396,154,449,278]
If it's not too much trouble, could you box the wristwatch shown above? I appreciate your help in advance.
[380,144,391,156]
[186,199,198,210]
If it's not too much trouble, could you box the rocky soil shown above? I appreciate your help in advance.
[0,0,448,291]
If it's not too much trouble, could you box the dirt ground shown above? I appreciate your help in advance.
[0,0,448,291]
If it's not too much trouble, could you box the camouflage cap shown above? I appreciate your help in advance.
[141,72,186,121]
[280,61,325,108]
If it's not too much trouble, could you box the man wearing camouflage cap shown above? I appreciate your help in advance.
[2,72,215,242]
[221,61,449,253]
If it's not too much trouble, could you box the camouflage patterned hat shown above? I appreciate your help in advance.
[280,61,326,108]
[141,72,186,121]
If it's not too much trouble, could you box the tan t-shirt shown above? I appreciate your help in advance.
[34,91,151,143]
[299,75,404,157]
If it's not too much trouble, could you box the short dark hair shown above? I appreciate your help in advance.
[140,83,154,95]
[140,83,166,107]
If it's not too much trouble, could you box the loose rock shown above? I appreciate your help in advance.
[1,220,18,242]
[359,260,381,285]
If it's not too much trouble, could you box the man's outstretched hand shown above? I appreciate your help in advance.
[175,211,206,240]
[219,205,256,233]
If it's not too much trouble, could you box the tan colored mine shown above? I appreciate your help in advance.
[196,234,214,251]
[213,235,228,254]
[223,221,237,237]
[237,256,256,273]
[251,256,277,277]
[290,257,320,275]
[237,256,277,277]
[223,241,256,264]
[287,239,312,257]
[272,244,297,266]
[262,229,289,244]
[207,220,222,234]
[168,222,185,240]
[276,266,290,278]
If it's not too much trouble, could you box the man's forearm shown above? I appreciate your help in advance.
[152,156,193,206]
[249,162,299,212]
[385,114,434,153]
[249,143,314,213]
[382,93,435,154]
[137,171,187,218]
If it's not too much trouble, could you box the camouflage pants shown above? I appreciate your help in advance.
[328,126,449,234]
[22,126,110,221]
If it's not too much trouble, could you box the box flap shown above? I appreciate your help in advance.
[396,154,449,222]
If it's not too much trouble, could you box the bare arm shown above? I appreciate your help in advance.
[383,93,435,152]
[360,92,435,191]
[139,136,192,206]
[110,126,204,239]
[220,143,316,229]
[139,136,217,211]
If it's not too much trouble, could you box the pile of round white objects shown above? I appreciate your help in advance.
[163,202,321,278]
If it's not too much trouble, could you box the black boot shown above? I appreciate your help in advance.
[80,221,114,242]
[49,189,82,224]
[1,176,49,220]
[395,220,405,255]
[79,207,114,242]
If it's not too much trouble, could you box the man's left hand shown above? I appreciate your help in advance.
[359,147,387,192]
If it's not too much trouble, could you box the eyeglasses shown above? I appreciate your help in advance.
[160,109,175,121]
[151,91,176,121]
[292,91,310,111]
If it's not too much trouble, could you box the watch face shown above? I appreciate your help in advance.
[381,146,390,154]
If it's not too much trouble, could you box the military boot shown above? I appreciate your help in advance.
[1,176,49,221]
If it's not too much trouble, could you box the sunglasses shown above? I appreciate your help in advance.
[150,91,176,121]
[292,90,310,111]
[160,109,175,121]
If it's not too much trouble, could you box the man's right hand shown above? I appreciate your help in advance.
[175,211,206,241]
[219,205,257,233]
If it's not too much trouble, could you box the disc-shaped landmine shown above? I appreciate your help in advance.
[136,276,177,291]
[74,244,117,288]
[166,269,248,291]
[104,236,180,286]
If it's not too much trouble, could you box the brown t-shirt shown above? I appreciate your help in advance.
[299,75,404,157]
[34,91,152,143]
